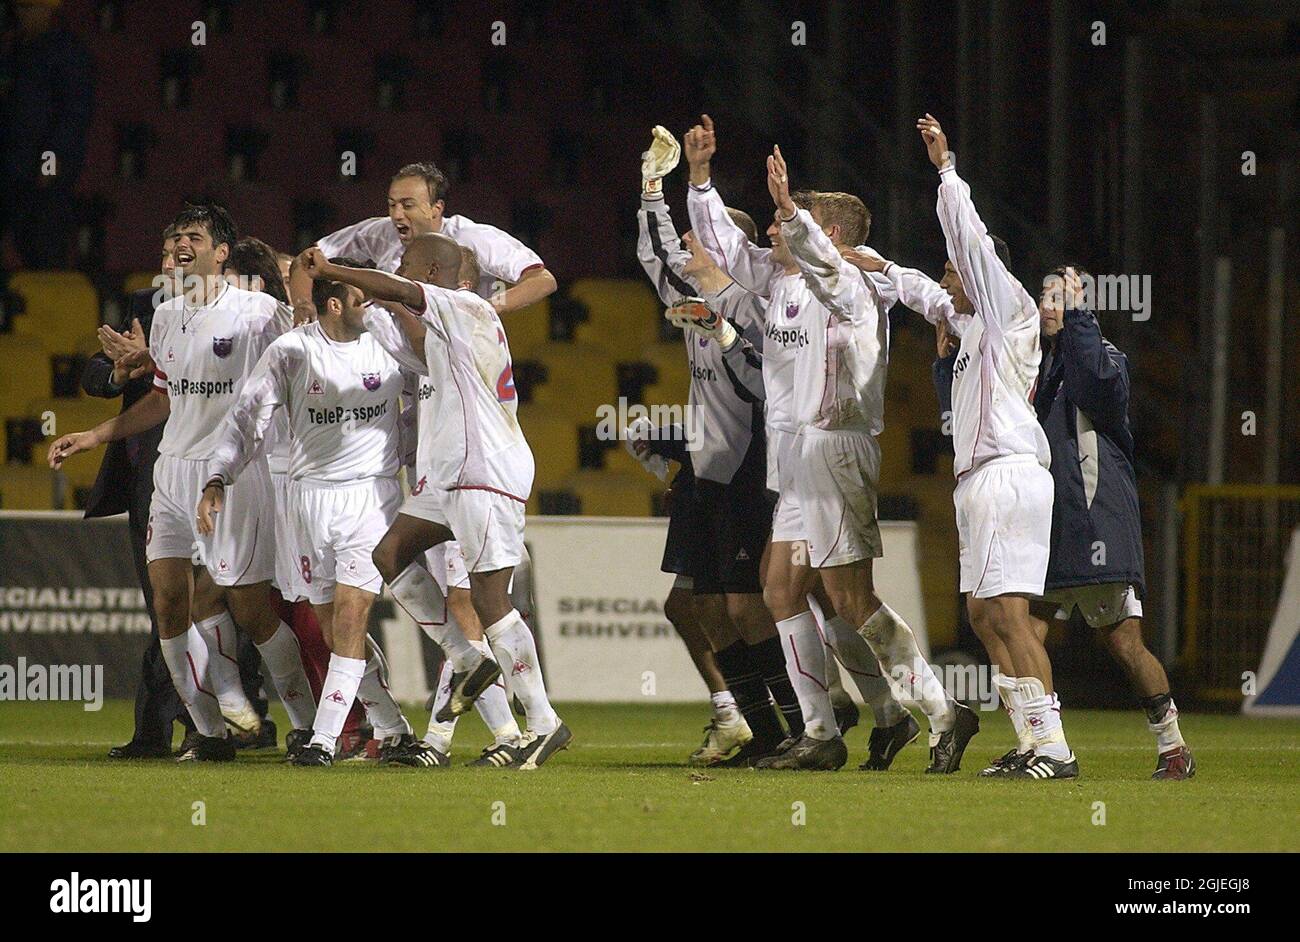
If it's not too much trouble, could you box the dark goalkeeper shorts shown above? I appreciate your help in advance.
[688,475,773,596]
[660,466,696,576]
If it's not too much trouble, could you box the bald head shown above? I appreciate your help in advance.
[397,231,464,288]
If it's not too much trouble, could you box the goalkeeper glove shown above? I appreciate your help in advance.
[641,125,681,197]
[624,416,670,482]
[665,298,738,349]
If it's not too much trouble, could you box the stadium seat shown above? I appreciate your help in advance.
[563,469,661,517]
[123,271,161,296]
[524,340,619,426]
[516,403,579,490]
[8,272,101,356]
[25,397,119,495]
[0,335,54,419]
[0,463,58,510]
[637,341,692,407]
[569,279,661,357]
[503,299,551,359]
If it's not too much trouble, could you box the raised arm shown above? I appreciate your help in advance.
[920,115,1035,332]
[1059,307,1130,430]
[363,304,430,375]
[302,247,425,310]
[635,127,698,305]
[683,115,781,298]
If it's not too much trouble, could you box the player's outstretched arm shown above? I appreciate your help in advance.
[47,385,170,469]
[1056,269,1130,428]
[924,114,1034,331]
[206,346,289,489]
[493,265,557,314]
[637,127,696,305]
[770,145,871,320]
[287,253,318,324]
[684,116,780,297]
[844,249,959,329]
[301,247,425,309]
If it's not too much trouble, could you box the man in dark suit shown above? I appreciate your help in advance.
[83,233,190,757]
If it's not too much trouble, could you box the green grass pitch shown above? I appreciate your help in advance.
[1,701,1296,852]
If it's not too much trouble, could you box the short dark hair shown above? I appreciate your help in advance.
[989,234,1011,268]
[228,237,288,303]
[392,161,449,204]
[170,202,238,258]
[726,208,758,244]
[311,256,373,310]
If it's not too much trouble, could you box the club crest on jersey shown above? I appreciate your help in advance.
[785,302,800,320]
[212,337,233,358]
[307,378,324,396]
[166,347,176,363]
[361,372,382,391]
[699,336,708,348]
[411,476,427,495]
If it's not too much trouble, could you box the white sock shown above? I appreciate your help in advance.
[1149,697,1186,753]
[859,603,956,733]
[358,637,411,739]
[710,690,740,724]
[160,628,226,737]
[825,651,850,704]
[508,545,535,627]
[1018,677,1071,761]
[390,562,477,671]
[995,673,1034,753]
[469,639,521,744]
[192,612,254,716]
[423,659,457,754]
[774,611,836,740]
[311,653,366,752]
[824,613,908,727]
[254,621,316,730]
[484,609,559,736]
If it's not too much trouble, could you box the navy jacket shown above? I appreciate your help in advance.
[934,307,1145,595]
[81,290,162,520]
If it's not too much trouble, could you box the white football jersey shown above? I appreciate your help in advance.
[378,284,532,500]
[207,321,407,485]
[316,213,544,299]
[149,283,289,459]
[935,166,1050,478]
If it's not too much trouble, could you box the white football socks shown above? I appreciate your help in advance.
[994,672,1034,754]
[1149,697,1186,753]
[824,613,909,728]
[311,653,366,752]
[774,611,836,741]
[484,609,559,736]
[192,612,254,717]
[254,621,316,730]
[358,638,411,739]
[390,562,477,672]
[423,659,456,754]
[710,690,741,724]
[469,639,521,744]
[1018,676,1071,761]
[160,627,226,737]
[859,603,955,733]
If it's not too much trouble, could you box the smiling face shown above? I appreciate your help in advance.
[766,212,797,268]
[1039,273,1067,337]
[388,176,443,244]
[160,237,177,275]
[940,259,974,315]
[171,223,228,280]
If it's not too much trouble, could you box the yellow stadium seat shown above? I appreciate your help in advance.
[26,397,119,492]
[0,463,58,510]
[0,334,53,419]
[502,299,550,360]
[638,341,691,408]
[569,279,661,356]
[8,271,100,357]
[516,403,579,490]
[563,469,661,517]
[124,271,161,295]
[74,333,103,359]
[525,340,619,426]
[602,444,654,477]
